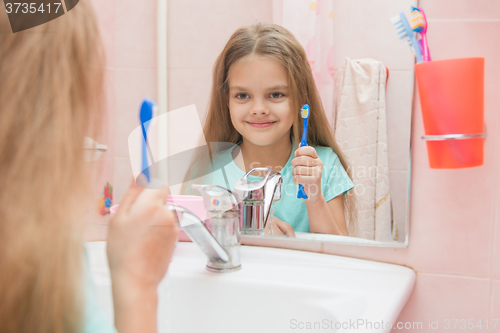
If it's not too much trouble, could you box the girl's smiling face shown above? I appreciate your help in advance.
[228,54,294,147]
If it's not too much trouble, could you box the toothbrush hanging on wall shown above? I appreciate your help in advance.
[391,11,423,63]
[410,6,431,62]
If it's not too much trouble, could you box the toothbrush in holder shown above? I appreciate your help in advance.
[139,98,155,183]
[297,104,310,200]
[410,6,431,62]
[391,12,423,63]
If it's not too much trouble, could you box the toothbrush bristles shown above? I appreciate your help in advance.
[391,16,412,41]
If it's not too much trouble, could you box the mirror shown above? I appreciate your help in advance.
[160,0,416,247]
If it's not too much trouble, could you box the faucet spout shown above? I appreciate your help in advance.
[263,172,282,225]
[233,168,282,234]
[191,185,241,272]
[168,205,229,263]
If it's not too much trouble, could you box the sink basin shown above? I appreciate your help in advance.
[85,242,415,333]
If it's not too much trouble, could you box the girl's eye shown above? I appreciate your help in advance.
[235,93,249,99]
[270,92,284,99]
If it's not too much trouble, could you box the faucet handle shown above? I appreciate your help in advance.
[241,167,272,185]
[233,167,272,201]
[192,184,238,214]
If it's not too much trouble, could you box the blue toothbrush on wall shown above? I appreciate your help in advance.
[139,98,156,182]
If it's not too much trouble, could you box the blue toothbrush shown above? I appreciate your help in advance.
[297,104,310,199]
[139,98,155,182]
[391,12,423,63]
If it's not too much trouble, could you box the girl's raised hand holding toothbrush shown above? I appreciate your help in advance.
[292,146,348,236]
[292,146,324,203]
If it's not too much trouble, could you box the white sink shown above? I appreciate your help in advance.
[85,242,415,333]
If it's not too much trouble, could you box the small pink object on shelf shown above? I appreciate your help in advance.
[110,204,119,215]
[167,195,207,221]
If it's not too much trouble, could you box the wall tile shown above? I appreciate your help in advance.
[167,0,272,70]
[115,0,157,69]
[389,170,409,243]
[492,280,500,325]
[331,0,353,70]
[492,209,500,278]
[426,22,500,80]
[167,67,212,120]
[87,156,114,226]
[102,69,115,157]
[397,274,490,329]
[493,237,500,280]
[420,0,500,20]
[89,0,115,67]
[405,96,493,276]
[113,157,134,205]
[347,0,417,71]
[487,33,500,280]
[114,68,157,158]
[84,224,109,242]
[491,133,500,279]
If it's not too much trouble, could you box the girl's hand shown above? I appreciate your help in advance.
[264,216,295,237]
[106,176,178,333]
[291,146,323,202]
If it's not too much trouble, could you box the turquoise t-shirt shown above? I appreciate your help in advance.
[206,143,354,232]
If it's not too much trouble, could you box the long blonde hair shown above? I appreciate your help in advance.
[182,23,357,233]
[0,2,104,333]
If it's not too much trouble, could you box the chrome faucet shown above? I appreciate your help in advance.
[168,185,241,273]
[233,167,282,235]
[168,205,230,267]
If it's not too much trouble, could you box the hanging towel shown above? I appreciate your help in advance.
[335,57,395,242]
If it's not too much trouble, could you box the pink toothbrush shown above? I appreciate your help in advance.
[410,6,431,62]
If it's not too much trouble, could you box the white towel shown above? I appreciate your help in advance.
[335,58,394,242]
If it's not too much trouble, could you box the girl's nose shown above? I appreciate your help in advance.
[251,99,269,115]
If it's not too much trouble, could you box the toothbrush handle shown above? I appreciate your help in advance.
[298,184,307,199]
[141,141,150,182]
[418,38,424,58]
[422,33,431,62]
[300,118,308,147]
[297,118,309,199]
[141,124,150,182]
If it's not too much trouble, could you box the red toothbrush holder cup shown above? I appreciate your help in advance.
[415,57,486,169]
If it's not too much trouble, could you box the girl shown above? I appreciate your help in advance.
[183,23,356,237]
[0,3,177,333]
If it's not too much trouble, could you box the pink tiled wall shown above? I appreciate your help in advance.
[85,0,158,240]
[86,0,500,327]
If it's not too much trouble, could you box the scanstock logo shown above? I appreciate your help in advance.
[3,0,79,33]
